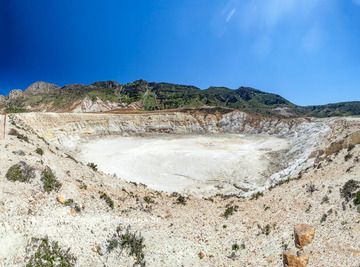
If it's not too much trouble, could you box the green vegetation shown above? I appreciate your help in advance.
[35,148,44,156]
[354,191,360,206]
[341,179,360,202]
[222,205,238,219]
[175,195,187,205]
[143,196,155,204]
[41,166,62,193]
[5,100,26,113]
[2,80,360,117]
[6,162,35,183]
[26,237,76,267]
[87,162,98,171]
[232,243,240,251]
[99,191,114,209]
[63,199,81,213]
[107,225,145,267]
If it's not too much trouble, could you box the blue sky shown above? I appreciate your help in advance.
[0,0,360,105]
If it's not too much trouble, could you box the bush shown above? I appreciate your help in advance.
[107,225,145,267]
[41,166,62,193]
[6,162,35,183]
[35,148,44,156]
[143,196,154,204]
[87,162,98,172]
[341,179,360,202]
[63,199,81,213]
[232,243,240,251]
[176,195,187,205]
[222,205,238,219]
[26,237,76,267]
[99,192,114,209]
[354,191,360,206]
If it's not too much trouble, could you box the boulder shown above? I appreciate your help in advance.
[283,251,309,267]
[294,224,315,248]
[25,81,59,95]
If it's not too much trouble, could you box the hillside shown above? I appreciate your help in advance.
[1,80,358,117]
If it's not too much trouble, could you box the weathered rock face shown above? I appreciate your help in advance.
[25,81,59,95]
[325,130,360,156]
[294,224,315,248]
[8,89,24,100]
[72,96,120,113]
[283,251,309,267]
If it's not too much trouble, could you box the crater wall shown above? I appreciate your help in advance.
[9,111,332,195]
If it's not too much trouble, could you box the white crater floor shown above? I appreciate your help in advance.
[75,134,290,195]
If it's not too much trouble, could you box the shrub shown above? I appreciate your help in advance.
[176,195,187,205]
[35,148,44,156]
[341,179,360,202]
[353,191,360,206]
[143,196,154,204]
[306,182,318,195]
[41,166,62,193]
[6,162,35,183]
[100,192,114,209]
[87,162,98,171]
[232,243,240,251]
[250,191,264,200]
[63,199,81,213]
[222,205,238,219]
[106,225,145,267]
[26,237,76,267]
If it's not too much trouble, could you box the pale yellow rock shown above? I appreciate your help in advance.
[56,195,66,204]
[294,224,315,248]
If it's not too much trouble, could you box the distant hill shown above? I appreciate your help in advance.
[0,80,359,117]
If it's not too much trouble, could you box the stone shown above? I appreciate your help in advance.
[283,251,309,267]
[294,224,315,248]
[56,195,66,204]
[198,251,205,259]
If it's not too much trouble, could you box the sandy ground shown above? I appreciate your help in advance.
[75,134,290,195]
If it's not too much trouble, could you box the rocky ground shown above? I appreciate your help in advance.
[0,112,360,267]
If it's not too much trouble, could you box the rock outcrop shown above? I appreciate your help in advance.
[8,89,24,100]
[294,224,315,248]
[25,81,59,95]
[283,251,309,267]
[72,96,120,113]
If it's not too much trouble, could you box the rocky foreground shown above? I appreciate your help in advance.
[0,111,360,266]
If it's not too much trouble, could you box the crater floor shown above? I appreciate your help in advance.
[75,134,290,195]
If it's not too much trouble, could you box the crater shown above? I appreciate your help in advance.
[74,134,290,196]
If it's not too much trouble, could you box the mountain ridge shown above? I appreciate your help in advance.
[0,80,359,117]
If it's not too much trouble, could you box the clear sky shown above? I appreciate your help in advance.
[0,0,359,105]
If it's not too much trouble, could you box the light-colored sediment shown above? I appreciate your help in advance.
[1,111,360,266]
[75,134,290,196]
